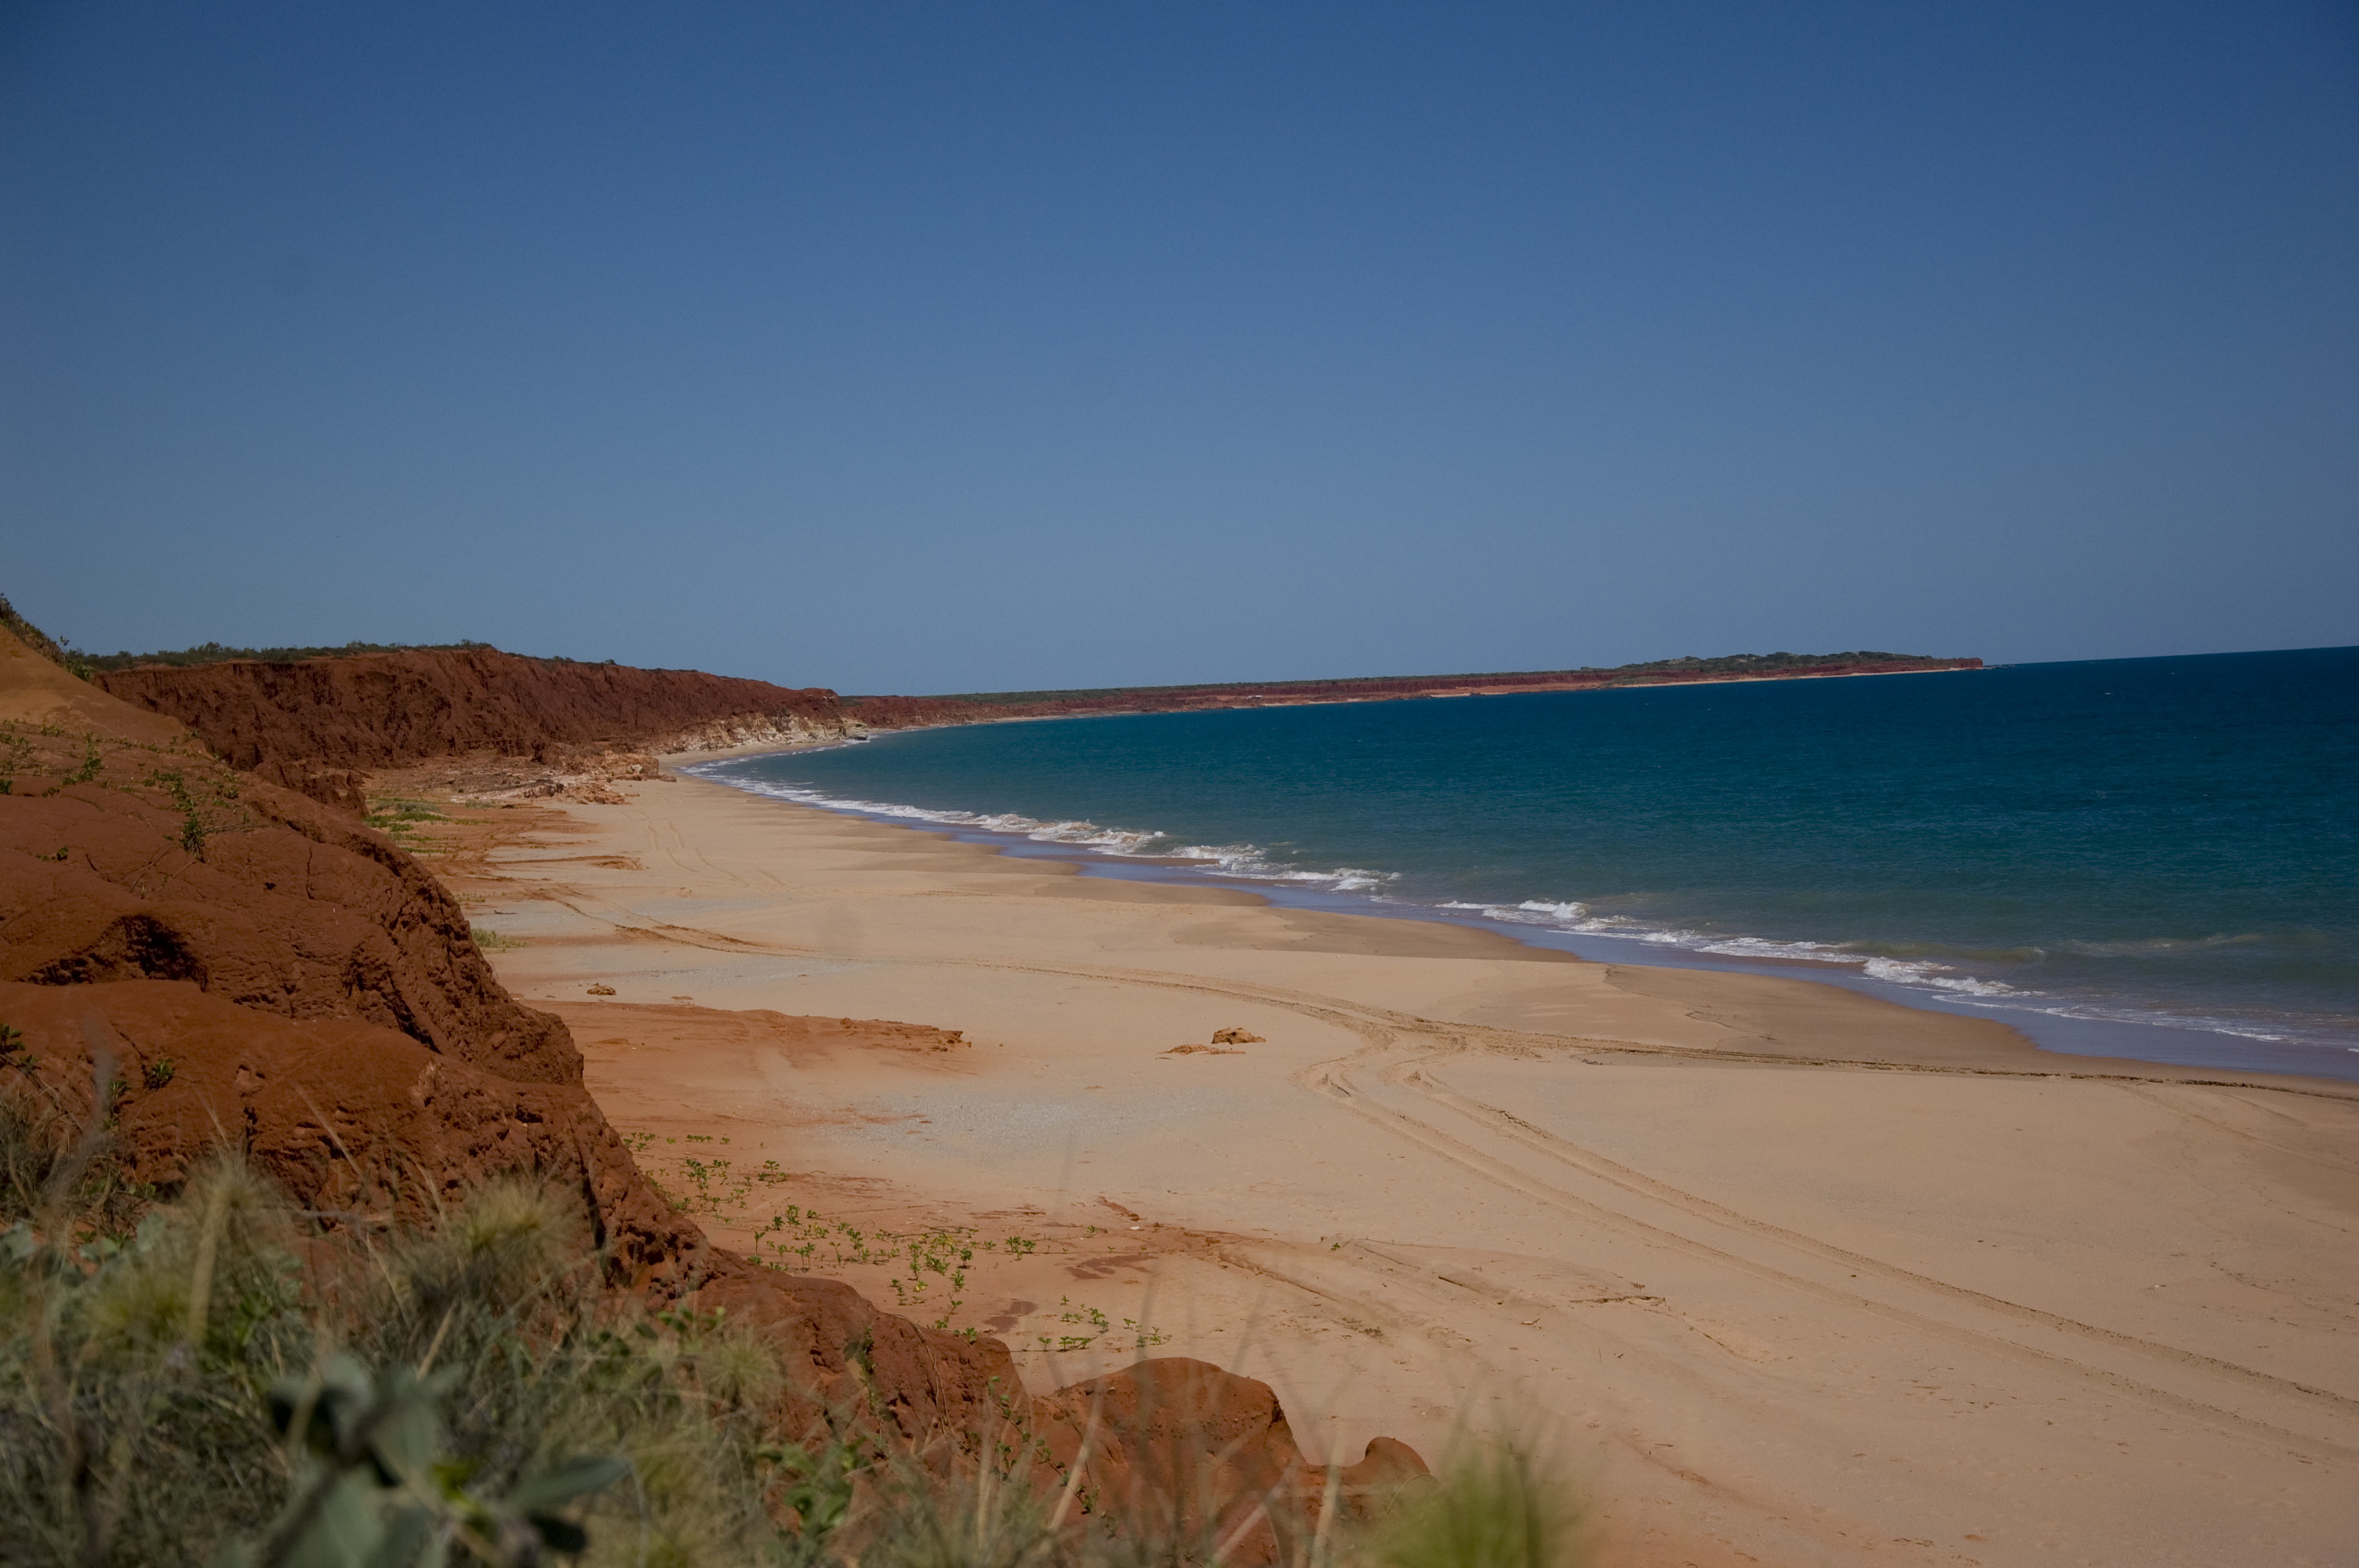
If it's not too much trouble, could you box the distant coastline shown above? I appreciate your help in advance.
[71,637,1985,753]
[849,649,1983,728]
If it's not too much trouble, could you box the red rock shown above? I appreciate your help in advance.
[1036,1359,1430,1560]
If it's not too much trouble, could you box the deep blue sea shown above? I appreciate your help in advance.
[692,648,2359,1081]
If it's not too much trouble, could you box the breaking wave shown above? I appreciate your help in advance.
[689,764,2341,1048]
[689,768,1397,894]
[1437,898,2032,998]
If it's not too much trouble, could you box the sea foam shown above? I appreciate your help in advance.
[695,769,1396,895]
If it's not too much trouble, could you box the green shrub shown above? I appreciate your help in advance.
[0,1079,1550,1568]
[1367,1445,1587,1568]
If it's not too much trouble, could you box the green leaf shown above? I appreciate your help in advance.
[364,1371,450,1484]
[277,1468,391,1568]
[363,1504,443,1568]
[506,1454,630,1513]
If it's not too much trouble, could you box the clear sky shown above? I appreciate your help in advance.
[5,2,2354,694]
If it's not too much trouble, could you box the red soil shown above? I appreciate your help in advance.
[96,645,841,775]
[2,622,1421,1502]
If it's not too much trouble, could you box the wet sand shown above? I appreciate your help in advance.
[425,769,2359,1568]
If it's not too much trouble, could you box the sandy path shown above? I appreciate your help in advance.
[417,771,2359,1568]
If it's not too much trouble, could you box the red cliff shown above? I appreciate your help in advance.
[96,646,846,774]
[3,620,1420,1510]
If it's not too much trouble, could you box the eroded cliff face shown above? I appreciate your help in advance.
[0,624,1013,1438]
[2,622,1424,1499]
[2,746,576,1082]
[93,647,855,780]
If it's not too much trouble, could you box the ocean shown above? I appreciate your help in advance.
[689,646,2359,1082]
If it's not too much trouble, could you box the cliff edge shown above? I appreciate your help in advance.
[93,646,857,808]
[2,617,1421,1528]
[1,619,1020,1439]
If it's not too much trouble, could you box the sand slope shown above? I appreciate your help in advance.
[427,770,2359,1568]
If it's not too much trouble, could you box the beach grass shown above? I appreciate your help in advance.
[0,1071,1579,1568]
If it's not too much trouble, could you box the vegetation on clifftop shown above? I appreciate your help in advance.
[0,594,86,679]
[78,638,503,671]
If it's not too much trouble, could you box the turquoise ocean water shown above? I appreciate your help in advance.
[692,648,2359,1081]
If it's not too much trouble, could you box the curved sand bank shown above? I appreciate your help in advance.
[427,770,2359,1568]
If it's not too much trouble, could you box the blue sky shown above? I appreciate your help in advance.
[5,2,2354,693]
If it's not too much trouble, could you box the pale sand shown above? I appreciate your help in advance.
[434,772,2359,1568]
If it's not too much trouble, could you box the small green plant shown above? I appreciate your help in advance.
[1366,1443,1589,1568]
[675,1156,753,1216]
[63,736,104,787]
[0,724,35,794]
[761,1427,866,1545]
[365,798,449,848]
[141,764,247,859]
[632,1141,1162,1343]
[470,926,526,953]
[1028,1296,1170,1355]
[142,1058,175,1091]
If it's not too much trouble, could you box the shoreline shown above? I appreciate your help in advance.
[674,746,2359,1087]
[429,768,2359,1566]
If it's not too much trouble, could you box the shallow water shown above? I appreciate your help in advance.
[694,647,2359,1080]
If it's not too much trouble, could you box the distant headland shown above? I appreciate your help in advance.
[885,649,1982,720]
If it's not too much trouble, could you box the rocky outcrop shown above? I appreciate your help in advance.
[650,710,867,755]
[1033,1359,1428,1555]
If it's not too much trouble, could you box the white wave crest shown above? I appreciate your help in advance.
[1433,898,2038,998]
[1861,956,2026,996]
[687,763,2346,1054]
[685,767,1396,893]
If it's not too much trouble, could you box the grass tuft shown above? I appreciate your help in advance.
[1369,1444,1587,1568]
[0,1069,1579,1567]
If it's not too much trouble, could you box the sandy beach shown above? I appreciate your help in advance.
[414,767,2359,1568]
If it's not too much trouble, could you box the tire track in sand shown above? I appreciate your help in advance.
[469,861,2359,1458]
[943,958,2359,1458]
